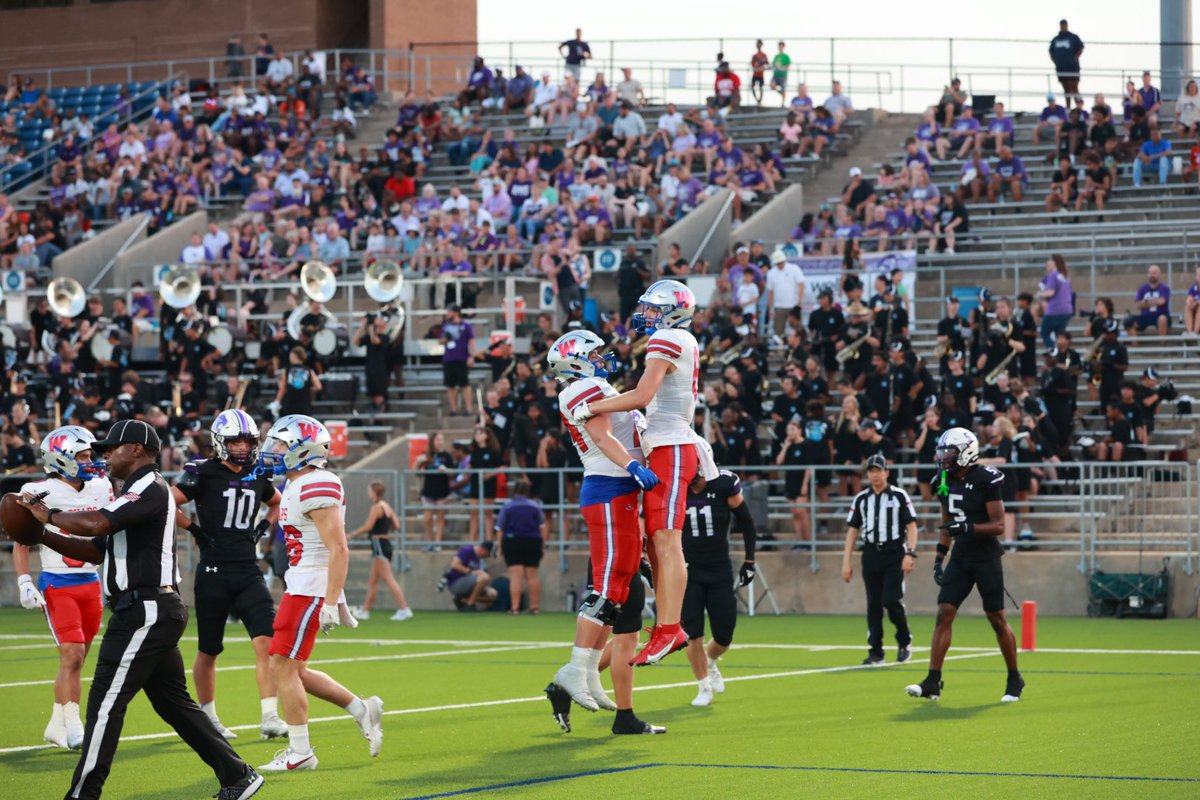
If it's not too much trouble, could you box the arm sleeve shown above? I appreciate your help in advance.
[730,500,757,562]
[982,467,1005,502]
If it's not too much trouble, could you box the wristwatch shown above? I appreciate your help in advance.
[903,547,918,558]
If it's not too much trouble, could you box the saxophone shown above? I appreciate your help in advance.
[836,333,870,364]
[985,351,1018,385]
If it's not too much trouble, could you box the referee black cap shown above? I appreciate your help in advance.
[94,419,162,452]
[864,454,888,472]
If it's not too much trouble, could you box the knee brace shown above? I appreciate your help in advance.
[578,592,621,626]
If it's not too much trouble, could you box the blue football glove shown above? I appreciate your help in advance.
[626,460,659,491]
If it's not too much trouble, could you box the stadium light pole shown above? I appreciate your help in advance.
[1161,0,1193,98]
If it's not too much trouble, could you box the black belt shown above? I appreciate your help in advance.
[867,538,903,551]
[107,586,176,611]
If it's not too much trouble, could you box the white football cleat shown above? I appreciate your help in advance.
[259,715,288,740]
[691,679,714,707]
[390,608,414,621]
[258,747,317,772]
[358,695,384,757]
[585,669,618,711]
[553,664,599,711]
[64,702,85,750]
[350,606,371,621]
[44,714,68,749]
[707,660,725,694]
[207,715,238,739]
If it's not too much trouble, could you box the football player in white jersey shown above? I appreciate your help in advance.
[571,279,701,665]
[255,415,384,772]
[12,426,114,749]
[546,331,666,734]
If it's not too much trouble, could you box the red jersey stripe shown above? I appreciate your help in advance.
[302,482,342,490]
[301,492,343,502]
[567,386,605,410]
[648,337,682,354]
[647,345,682,357]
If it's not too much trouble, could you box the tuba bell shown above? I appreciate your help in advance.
[47,277,86,318]
[364,260,404,303]
[300,260,337,304]
[159,266,201,309]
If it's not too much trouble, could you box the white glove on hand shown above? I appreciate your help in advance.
[630,409,648,437]
[267,399,282,418]
[570,400,595,424]
[337,601,359,629]
[18,575,44,610]
[319,602,340,633]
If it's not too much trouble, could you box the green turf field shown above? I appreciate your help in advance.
[0,609,1196,799]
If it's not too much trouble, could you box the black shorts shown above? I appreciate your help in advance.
[442,360,469,388]
[751,75,765,87]
[612,572,646,636]
[937,554,1006,612]
[370,535,394,561]
[502,535,544,568]
[193,562,276,655]
[682,565,737,646]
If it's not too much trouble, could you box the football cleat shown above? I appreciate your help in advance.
[215,766,264,800]
[862,654,886,666]
[1001,673,1026,703]
[612,713,667,735]
[629,626,689,667]
[553,664,599,711]
[707,660,725,693]
[357,696,384,756]
[905,678,944,701]
[43,715,68,749]
[207,715,238,740]
[350,606,371,621]
[259,715,288,740]
[64,702,85,750]
[545,682,572,733]
[258,747,317,772]
[897,646,912,663]
[691,679,713,707]
[390,608,414,621]
[585,669,618,711]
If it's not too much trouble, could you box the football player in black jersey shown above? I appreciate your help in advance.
[173,410,286,739]
[905,427,1025,704]
[681,468,758,707]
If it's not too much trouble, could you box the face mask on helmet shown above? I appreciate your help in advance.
[935,445,962,470]
[219,435,259,467]
[255,438,292,477]
[588,348,618,378]
[631,303,666,335]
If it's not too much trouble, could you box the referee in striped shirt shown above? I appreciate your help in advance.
[840,454,918,666]
[20,420,261,800]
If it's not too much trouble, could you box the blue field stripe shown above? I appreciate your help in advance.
[401,764,662,799]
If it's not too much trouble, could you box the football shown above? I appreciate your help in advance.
[0,493,43,546]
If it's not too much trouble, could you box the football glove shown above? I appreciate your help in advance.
[940,520,975,537]
[933,559,945,586]
[737,561,756,588]
[184,520,216,549]
[625,460,659,491]
[638,557,654,584]
[570,400,595,424]
[17,575,44,609]
[254,519,272,542]
[319,602,340,633]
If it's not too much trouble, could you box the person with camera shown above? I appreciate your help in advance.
[354,312,394,416]
[1136,367,1174,434]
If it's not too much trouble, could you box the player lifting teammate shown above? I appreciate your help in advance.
[255,415,384,772]
[13,426,113,749]
[546,331,665,734]
[571,279,707,666]
[906,427,1025,703]
[172,410,286,740]
[681,460,758,707]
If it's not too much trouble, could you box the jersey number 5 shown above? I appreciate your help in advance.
[947,492,967,523]
[282,524,304,566]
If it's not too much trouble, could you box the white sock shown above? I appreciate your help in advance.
[260,697,277,719]
[201,701,218,720]
[569,646,591,669]
[586,648,603,674]
[64,702,80,722]
[288,724,310,754]
[698,677,712,690]
[344,697,367,723]
[50,702,64,723]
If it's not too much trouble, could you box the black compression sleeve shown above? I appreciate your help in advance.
[731,501,757,562]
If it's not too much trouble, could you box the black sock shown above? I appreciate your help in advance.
[615,708,635,720]
[928,669,942,683]
[1008,669,1021,679]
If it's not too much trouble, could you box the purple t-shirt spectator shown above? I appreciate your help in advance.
[246,187,275,213]
[727,262,763,288]
[439,258,472,275]
[718,146,744,170]
[131,293,156,319]
[1136,283,1170,322]
[738,167,765,188]
[580,206,612,226]
[468,67,493,89]
[987,117,1015,137]
[884,209,910,235]
[950,117,980,138]
[961,160,990,181]
[496,495,544,538]
[676,177,704,209]
[1042,271,1073,316]
[260,149,284,171]
[834,222,863,240]
[993,155,1026,181]
[915,122,939,143]
[446,544,481,587]
[1190,282,1200,303]
[1040,105,1067,123]
[696,131,722,150]
[905,149,932,171]
[414,196,440,218]
[442,319,475,362]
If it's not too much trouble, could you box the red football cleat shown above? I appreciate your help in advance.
[629,625,689,666]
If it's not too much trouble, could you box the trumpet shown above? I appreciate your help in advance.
[835,334,870,364]
[984,351,1017,385]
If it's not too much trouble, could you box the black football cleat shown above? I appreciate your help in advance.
[861,654,885,666]
[611,712,666,735]
[545,682,572,732]
[897,646,912,663]
[904,677,943,701]
[215,766,263,800]
[1001,673,1026,703]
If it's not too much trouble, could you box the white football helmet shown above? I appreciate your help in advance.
[211,409,261,467]
[547,331,615,383]
[936,427,979,469]
[632,279,696,334]
[259,414,331,476]
[40,425,107,481]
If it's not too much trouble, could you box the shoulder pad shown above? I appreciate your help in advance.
[183,458,208,476]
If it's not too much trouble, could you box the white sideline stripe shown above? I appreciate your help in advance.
[0,651,996,754]
[0,643,560,689]
[0,636,576,649]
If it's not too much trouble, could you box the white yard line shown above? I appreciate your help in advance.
[0,650,998,755]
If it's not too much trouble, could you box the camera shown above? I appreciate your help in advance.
[365,312,376,323]
[1159,380,1178,401]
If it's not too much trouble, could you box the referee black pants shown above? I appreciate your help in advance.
[65,592,247,799]
[861,545,912,658]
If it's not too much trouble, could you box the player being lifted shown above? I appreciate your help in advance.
[255,415,384,772]
[547,331,665,734]
[681,459,758,707]
[172,411,286,740]
[571,279,704,665]
[906,427,1025,703]
[13,426,113,749]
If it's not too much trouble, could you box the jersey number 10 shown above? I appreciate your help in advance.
[222,488,258,530]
